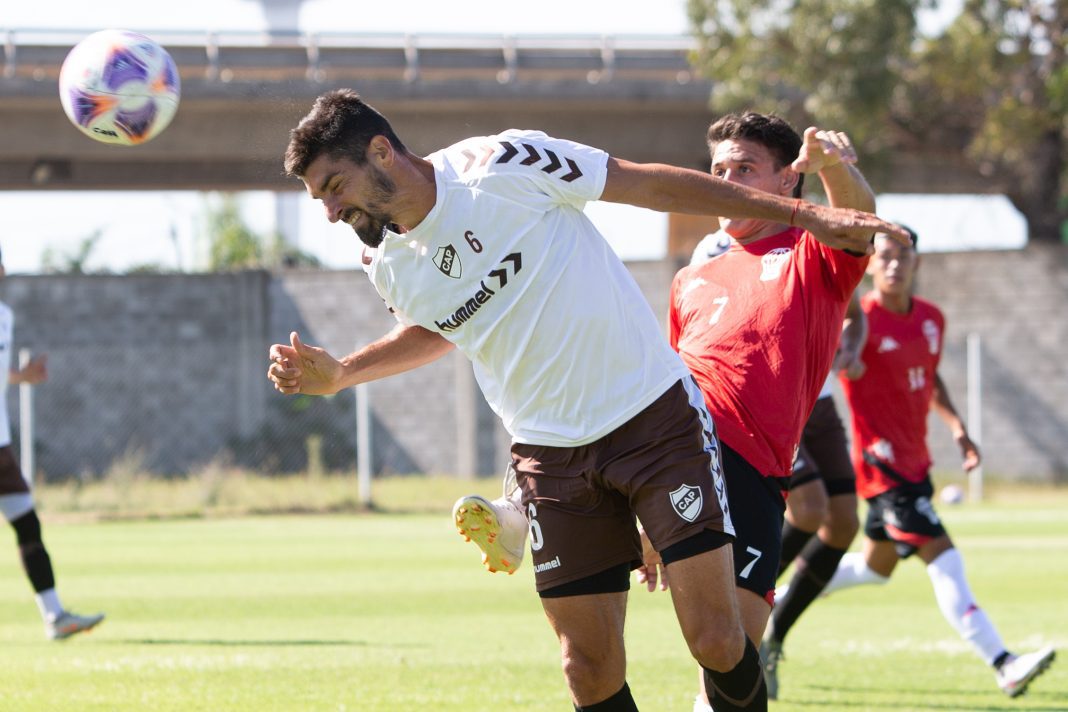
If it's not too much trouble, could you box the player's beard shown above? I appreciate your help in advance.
[352,164,397,248]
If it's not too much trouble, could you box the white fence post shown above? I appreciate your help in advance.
[355,381,372,508]
[18,348,34,486]
[966,333,983,502]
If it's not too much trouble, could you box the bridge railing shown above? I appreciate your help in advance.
[2,28,701,86]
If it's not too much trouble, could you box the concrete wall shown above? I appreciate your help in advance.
[3,246,1065,482]
[915,245,1068,482]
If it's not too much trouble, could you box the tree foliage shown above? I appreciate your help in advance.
[688,0,1067,240]
[40,230,103,274]
[204,194,321,271]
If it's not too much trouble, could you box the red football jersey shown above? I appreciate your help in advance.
[669,227,868,478]
[841,292,946,498]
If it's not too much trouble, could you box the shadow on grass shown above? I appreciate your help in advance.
[797,682,1064,711]
[112,638,372,647]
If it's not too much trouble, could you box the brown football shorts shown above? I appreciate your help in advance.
[511,378,733,592]
[0,446,30,495]
[789,396,856,497]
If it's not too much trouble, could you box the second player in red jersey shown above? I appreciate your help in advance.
[842,291,946,499]
[671,225,867,478]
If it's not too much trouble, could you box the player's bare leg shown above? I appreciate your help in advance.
[541,591,631,709]
[672,547,767,712]
[777,479,827,574]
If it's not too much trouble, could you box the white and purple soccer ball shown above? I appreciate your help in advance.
[59,29,181,146]
[939,483,965,505]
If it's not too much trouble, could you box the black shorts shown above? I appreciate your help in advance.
[864,479,947,558]
[720,443,786,605]
[789,396,856,497]
[512,378,733,592]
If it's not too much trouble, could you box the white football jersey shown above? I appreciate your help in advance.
[363,130,690,446]
[0,302,13,448]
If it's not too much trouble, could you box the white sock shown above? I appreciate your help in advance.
[820,551,890,596]
[926,548,1007,665]
[692,695,713,712]
[35,588,63,622]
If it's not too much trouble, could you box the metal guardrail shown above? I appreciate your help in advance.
[2,28,702,86]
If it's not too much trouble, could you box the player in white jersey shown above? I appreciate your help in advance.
[267,90,908,711]
[0,245,104,640]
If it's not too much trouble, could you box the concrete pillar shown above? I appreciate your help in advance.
[454,352,479,480]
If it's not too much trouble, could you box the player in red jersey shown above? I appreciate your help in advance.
[822,228,1055,697]
[689,210,868,703]
[649,113,879,711]
[757,291,865,699]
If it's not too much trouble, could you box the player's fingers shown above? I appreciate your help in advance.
[636,566,655,592]
[269,343,295,363]
[814,129,836,153]
[873,219,913,246]
[835,131,858,162]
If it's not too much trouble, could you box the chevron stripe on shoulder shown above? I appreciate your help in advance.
[492,140,584,182]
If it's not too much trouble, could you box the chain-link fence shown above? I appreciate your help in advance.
[4,249,1068,487]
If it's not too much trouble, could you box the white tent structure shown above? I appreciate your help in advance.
[876,193,1028,252]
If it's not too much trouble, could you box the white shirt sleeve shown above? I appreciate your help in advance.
[443,129,609,211]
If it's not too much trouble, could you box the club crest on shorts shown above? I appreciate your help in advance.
[670,484,703,523]
[433,244,462,279]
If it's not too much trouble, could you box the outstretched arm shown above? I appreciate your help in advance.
[792,127,876,214]
[833,291,868,380]
[930,372,981,472]
[9,354,47,385]
[267,324,455,396]
[600,158,905,253]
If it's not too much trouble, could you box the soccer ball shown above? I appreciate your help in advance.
[939,483,965,505]
[59,29,180,146]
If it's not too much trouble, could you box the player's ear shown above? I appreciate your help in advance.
[780,168,800,196]
[369,135,394,166]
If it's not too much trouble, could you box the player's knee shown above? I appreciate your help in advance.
[687,616,746,672]
[787,497,827,532]
[821,504,859,547]
[558,639,624,702]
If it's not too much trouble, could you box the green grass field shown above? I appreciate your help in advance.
[1,481,1065,711]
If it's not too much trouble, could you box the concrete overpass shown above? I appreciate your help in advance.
[0,29,718,190]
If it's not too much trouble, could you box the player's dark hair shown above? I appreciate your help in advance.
[897,223,918,249]
[284,89,408,177]
[707,112,805,198]
[876,223,918,251]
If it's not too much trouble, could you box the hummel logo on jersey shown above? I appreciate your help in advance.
[877,336,901,353]
[433,244,462,279]
[670,484,703,523]
[434,252,523,332]
[534,556,562,573]
[459,141,584,182]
